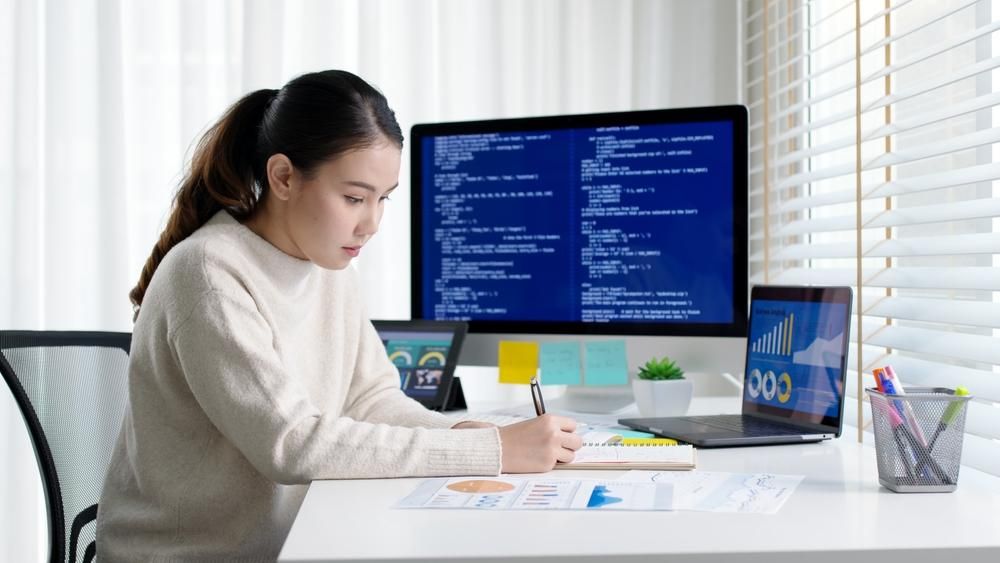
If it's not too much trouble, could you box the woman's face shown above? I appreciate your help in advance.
[280,140,401,270]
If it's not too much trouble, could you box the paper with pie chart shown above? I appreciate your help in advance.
[397,477,673,511]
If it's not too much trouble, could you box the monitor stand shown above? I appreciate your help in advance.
[548,385,635,414]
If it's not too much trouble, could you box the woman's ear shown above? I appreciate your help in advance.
[266,154,295,201]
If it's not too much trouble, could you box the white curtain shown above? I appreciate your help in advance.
[0,0,739,560]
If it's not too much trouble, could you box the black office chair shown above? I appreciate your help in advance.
[0,331,131,563]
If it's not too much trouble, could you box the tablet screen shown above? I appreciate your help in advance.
[372,320,468,410]
[380,331,455,399]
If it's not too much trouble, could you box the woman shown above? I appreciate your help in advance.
[97,70,581,561]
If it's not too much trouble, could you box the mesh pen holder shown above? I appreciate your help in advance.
[866,387,971,493]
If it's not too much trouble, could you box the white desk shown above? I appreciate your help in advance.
[280,398,1000,562]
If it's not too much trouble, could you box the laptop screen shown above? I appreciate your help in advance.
[742,293,851,428]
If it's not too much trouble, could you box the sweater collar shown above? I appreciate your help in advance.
[208,210,318,283]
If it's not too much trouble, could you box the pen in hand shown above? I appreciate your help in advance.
[529,375,546,416]
[498,380,581,473]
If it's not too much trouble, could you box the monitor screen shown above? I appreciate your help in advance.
[410,105,747,337]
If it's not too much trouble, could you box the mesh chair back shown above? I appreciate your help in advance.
[0,331,131,563]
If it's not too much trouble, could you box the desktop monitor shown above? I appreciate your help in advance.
[410,105,748,393]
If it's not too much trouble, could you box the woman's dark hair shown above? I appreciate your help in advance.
[128,70,403,317]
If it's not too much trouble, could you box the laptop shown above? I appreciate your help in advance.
[619,285,853,447]
[372,320,468,411]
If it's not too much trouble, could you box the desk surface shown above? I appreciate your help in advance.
[280,400,1000,562]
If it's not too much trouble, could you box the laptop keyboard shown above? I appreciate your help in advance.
[679,415,803,436]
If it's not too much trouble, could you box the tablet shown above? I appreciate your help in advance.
[372,320,468,410]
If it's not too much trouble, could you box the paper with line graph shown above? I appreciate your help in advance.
[619,470,803,514]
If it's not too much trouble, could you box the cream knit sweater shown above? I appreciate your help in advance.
[96,211,501,561]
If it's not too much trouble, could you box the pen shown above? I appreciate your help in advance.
[885,407,918,479]
[871,398,916,479]
[877,376,928,477]
[529,375,546,416]
[886,404,951,485]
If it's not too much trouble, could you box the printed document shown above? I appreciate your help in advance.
[619,470,803,514]
[397,476,673,511]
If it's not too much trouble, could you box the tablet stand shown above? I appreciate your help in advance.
[441,377,468,411]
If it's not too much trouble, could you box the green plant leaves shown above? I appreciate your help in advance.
[636,356,685,380]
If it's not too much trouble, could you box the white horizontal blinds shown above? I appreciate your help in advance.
[746,0,810,285]
[745,0,1000,476]
[864,0,1000,476]
[748,0,855,285]
[745,0,768,281]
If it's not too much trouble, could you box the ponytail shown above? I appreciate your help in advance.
[129,70,403,320]
[128,88,277,317]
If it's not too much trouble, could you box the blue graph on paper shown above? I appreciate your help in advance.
[586,485,624,508]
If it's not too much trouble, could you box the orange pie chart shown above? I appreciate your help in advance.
[446,480,516,493]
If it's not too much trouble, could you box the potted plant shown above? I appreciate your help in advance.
[631,356,694,417]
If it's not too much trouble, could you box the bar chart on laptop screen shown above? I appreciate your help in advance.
[745,300,848,419]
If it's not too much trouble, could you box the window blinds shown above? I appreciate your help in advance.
[744,0,1000,476]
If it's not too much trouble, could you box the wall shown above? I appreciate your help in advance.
[0,2,741,560]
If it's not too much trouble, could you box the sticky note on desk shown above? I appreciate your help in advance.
[583,340,628,386]
[539,341,582,385]
[498,341,538,384]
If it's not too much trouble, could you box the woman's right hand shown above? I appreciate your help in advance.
[498,414,582,473]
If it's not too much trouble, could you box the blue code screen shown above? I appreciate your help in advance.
[419,120,735,325]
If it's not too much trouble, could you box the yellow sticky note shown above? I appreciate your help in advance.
[498,341,539,384]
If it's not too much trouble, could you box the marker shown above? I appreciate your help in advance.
[878,375,907,420]
[883,366,929,448]
[927,386,970,453]
[878,371,928,478]
[872,367,887,392]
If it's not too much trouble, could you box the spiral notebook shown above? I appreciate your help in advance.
[556,443,696,471]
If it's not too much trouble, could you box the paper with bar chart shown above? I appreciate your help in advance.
[396,477,673,511]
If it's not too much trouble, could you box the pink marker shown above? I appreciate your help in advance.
[883,365,929,447]
[874,399,917,479]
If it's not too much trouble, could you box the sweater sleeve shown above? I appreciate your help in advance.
[170,290,501,484]
[340,319,463,430]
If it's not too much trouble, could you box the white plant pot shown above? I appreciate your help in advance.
[631,377,694,418]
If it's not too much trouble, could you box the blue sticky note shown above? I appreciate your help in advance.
[584,340,629,386]
[539,341,582,385]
